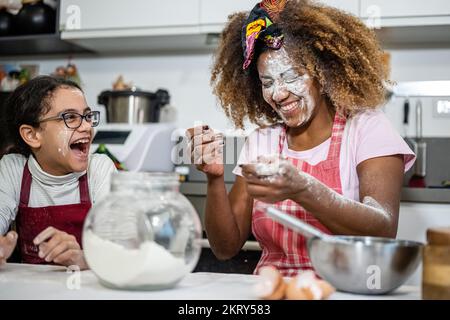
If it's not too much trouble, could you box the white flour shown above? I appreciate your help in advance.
[255,162,283,176]
[57,128,71,156]
[84,230,189,288]
[253,154,288,177]
[259,47,316,127]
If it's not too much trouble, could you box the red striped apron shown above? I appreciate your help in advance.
[252,113,346,276]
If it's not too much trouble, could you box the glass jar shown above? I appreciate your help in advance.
[422,227,450,299]
[83,171,202,290]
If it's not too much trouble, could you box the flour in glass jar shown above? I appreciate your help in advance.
[83,230,189,288]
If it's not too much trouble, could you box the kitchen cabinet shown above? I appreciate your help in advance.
[200,0,255,28]
[360,0,450,26]
[57,0,450,53]
[359,0,450,47]
[200,0,359,33]
[59,0,215,52]
[320,0,359,16]
[60,0,200,33]
[361,0,450,19]
[60,0,363,52]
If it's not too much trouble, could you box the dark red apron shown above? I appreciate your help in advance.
[16,161,91,264]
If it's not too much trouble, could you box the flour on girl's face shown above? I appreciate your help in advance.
[258,48,316,127]
[57,127,72,156]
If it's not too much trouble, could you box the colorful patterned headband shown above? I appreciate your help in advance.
[242,0,286,70]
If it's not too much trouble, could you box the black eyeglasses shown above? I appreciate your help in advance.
[39,111,100,129]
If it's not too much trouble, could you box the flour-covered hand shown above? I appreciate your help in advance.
[241,157,313,203]
[0,231,18,265]
[186,125,224,178]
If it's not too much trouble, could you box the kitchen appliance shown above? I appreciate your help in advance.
[98,88,169,124]
[91,123,176,172]
[265,206,423,295]
[15,0,56,35]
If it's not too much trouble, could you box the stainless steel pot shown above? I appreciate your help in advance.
[98,89,169,124]
[265,206,423,295]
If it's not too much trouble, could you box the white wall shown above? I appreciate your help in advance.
[2,47,450,136]
[2,52,238,133]
[397,202,450,286]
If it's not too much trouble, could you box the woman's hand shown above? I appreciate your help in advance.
[241,156,312,203]
[186,125,224,178]
[33,227,88,270]
[0,231,18,265]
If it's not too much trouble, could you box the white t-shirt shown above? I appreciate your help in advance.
[233,110,415,201]
[0,153,117,235]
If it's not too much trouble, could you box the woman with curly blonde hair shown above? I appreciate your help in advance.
[187,0,415,276]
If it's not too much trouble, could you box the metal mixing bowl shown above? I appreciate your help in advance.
[308,236,423,294]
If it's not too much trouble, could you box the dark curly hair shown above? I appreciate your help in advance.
[211,0,389,129]
[1,75,82,157]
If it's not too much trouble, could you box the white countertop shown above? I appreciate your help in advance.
[0,263,420,300]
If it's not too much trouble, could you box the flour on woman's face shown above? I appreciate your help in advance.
[257,48,319,128]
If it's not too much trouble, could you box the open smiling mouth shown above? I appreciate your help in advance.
[69,138,91,158]
[279,98,304,114]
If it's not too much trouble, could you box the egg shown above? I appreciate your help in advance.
[253,266,286,300]
[286,270,335,300]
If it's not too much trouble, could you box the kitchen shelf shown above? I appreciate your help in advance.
[0,32,91,56]
[0,1,91,56]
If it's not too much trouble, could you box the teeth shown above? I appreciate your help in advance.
[72,138,90,145]
[279,98,305,113]
[280,101,299,112]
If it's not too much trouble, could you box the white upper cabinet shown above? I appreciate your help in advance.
[59,0,205,52]
[360,0,450,18]
[57,0,450,52]
[199,0,256,33]
[60,0,200,33]
[360,0,450,27]
[200,0,360,28]
[359,0,450,45]
[319,0,359,16]
[200,0,255,25]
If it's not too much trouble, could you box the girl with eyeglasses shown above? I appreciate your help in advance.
[0,76,116,269]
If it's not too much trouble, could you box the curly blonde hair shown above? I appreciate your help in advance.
[211,0,388,129]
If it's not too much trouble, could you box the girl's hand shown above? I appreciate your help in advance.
[0,231,18,265]
[186,125,224,178]
[241,156,312,203]
[33,227,88,270]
